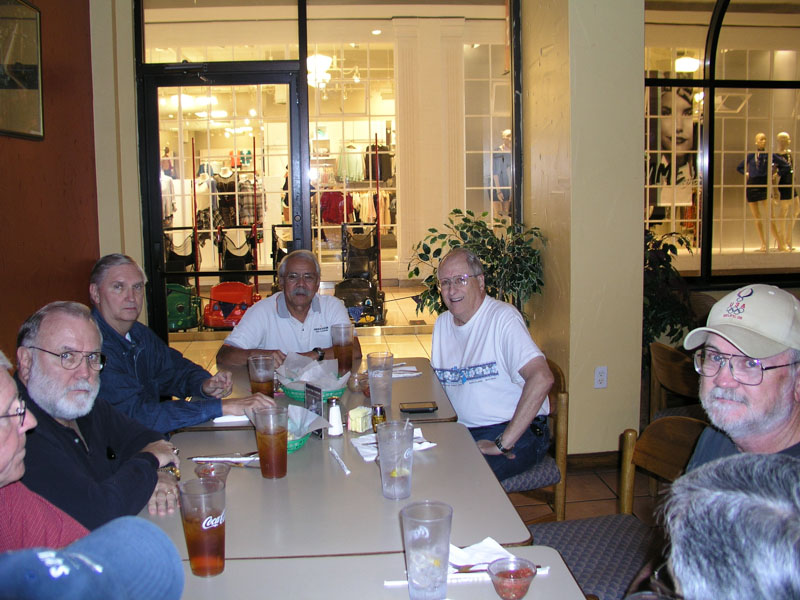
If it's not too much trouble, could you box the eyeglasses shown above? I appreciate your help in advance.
[693,348,799,386]
[27,347,106,371]
[437,273,478,290]
[0,398,26,427]
[648,562,683,600]
[283,273,317,284]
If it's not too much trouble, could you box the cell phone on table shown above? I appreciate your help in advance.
[399,401,438,413]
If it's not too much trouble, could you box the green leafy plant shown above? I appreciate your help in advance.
[642,229,694,357]
[407,209,546,321]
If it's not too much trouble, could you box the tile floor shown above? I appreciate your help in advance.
[170,284,660,527]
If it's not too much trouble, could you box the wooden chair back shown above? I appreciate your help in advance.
[618,416,707,514]
[546,358,568,521]
[649,342,699,422]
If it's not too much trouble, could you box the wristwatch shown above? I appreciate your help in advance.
[313,347,325,361]
[494,434,513,454]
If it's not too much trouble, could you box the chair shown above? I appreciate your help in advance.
[501,358,568,522]
[649,342,705,423]
[528,416,707,600]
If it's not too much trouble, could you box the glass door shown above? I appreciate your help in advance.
[139,67,308,339]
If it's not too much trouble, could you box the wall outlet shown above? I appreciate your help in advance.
[594,366,608,389]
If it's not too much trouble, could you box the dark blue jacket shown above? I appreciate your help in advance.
[93,308,222,434]
[20,376,164,530]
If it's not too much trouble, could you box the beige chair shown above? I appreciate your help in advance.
[530,416,707,600]
[502,358,568,522]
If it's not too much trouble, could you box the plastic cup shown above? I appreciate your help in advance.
[400,501,453,600]
[193,462,232,484]
[247,355,274,396]
[487,556,537,599]
[178,478,226,577]
[247,405,288,479]
[377,421,413,500]
[367,351,393,407]
[331,323,355,376]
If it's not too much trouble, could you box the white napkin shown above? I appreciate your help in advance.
[448,537,513,574]
[349,428,436,461]
[392,365,422,379]
[212,414,250,424]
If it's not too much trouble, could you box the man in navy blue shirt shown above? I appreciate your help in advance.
[89,254,273,434]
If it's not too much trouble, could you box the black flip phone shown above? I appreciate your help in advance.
[399,402,438,413]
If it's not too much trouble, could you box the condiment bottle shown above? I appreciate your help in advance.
[327,397,344,437]
[372,404,386,433]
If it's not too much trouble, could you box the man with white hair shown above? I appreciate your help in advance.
[17,301,181,530]
[682,284,800,469]
[662,453,800,600]
[216,249,358,367]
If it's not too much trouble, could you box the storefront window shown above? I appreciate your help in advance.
[645,1,800,280]
[306,42,397,268]
[464,43,512,222]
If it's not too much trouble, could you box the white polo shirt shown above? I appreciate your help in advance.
[223,292,351,352]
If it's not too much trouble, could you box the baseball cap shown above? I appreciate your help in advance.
[683,284,800,358]
[0,516,184,600]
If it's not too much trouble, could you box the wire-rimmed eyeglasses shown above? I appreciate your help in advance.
[0,398,26,427]
[693,348,799,386]
[27,346,106,371]
[437,273,478,290]
[283,272,318,284]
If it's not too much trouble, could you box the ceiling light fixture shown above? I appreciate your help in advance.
[307,53,333,89]
[675,54,700,73]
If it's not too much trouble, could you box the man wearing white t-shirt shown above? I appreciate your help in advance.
[216,250,360,368]
[431,248,554,480]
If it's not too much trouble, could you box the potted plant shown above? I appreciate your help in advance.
[407,209,546,322]
[642,229,694,363]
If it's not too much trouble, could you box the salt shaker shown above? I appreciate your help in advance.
[327,397,344,437]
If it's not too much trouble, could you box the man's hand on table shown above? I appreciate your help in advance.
[477,439,516,460]
[141,439,182,469]
[221,393,276,416]
[149,471,179,516]
[202,370,233,398]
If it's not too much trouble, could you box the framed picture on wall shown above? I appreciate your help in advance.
[0,0,43,140]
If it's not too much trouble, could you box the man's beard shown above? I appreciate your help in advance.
[701,384,793,441]
[27,358,99,421]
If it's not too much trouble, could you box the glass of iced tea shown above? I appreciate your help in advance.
[178,478,226,577]
[247,355,275,396]
[249,405,288,479]
[330,323,354,377]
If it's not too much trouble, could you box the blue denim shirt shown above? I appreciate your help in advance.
[93,308,222,434]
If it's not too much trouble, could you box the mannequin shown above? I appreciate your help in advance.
[737,133,790,252]
[493,129,512,217]
[774,132,797,250]
[161,146,174,179]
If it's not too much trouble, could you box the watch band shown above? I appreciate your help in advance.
[494,434,512,454]
[313,347,325,361]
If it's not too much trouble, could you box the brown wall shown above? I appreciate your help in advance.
[0,0,99,359]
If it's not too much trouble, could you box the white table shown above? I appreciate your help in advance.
[141,422,531,559]
[181,545,585,599]
[188,356,456,430]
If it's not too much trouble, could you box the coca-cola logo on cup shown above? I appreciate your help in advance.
[202,510,225,530]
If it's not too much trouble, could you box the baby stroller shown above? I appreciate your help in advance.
[215,226,257,284]
[334,223,385,326]
[163,231,199,286]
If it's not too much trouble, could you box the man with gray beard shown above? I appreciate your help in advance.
[17,302,181,530]
[683,284,800,470]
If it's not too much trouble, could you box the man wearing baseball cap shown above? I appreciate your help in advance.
[683,284,800,470]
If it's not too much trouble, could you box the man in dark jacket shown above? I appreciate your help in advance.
[17,301,180,530]
[89,254,273,434]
